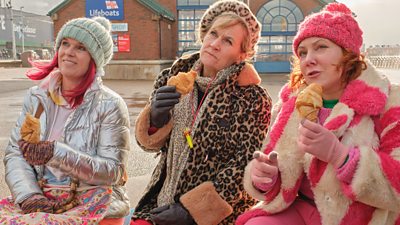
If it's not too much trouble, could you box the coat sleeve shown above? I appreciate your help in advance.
[180,86,272,225]
[135,68,174,152]
[4,88,43,204]
[340,84,400,211]
[48,95,130,186]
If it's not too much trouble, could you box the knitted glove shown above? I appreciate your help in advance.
[250,151,279,192]
[18,139,54,165]
[298,119,349,168]
[150,202,195,225]
[20,194,58,214]
[150,86,181,128]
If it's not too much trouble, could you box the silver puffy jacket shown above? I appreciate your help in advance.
[4,77,131,218]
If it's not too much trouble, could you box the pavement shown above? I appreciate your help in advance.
[0,67,288,208]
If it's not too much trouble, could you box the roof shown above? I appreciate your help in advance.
[136,0,175,21]
[47,0,71,16]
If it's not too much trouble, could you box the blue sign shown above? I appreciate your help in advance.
[86,0,124,20]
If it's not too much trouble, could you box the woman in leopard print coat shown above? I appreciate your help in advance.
[131,1,272,225]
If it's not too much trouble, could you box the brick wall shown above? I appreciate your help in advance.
[52,0,177,60]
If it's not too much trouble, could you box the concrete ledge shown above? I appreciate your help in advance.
[0,60,21,68]
[104,60,174,80]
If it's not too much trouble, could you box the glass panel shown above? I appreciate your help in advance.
[269,7,279,16]
[195,10,206,20]
[286,44,293,53]
[263,23,271,32]
[188,0,197,4]
[280,7,290,17]
[257,44,269,53]
[287,35,294,43]
[270,36,285,44]
[178,20,184,30]
[178,42,184,51]
[288,24,297,32]
[200,0,214,5]
[179,31,196,41]
[293,8,303,22]
[271,17,287,32]
[259,36,270,44]
[177,0,187,6]
[265,0,279,11]
[271,45,285,52]
[264,14,273,24]
[287,14,295,23]
[179,10,194,20]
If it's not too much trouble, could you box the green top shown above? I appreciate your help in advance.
[323,99,339,108]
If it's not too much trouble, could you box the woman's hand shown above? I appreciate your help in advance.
[250,151,279,192]
[298,119,349,168]
[150,202,195,225]
[18,140,54,165]
[150,86,181,128]
[20,194,58,214]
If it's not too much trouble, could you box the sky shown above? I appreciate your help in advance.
[7,0,400,47]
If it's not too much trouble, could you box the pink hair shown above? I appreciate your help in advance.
[26,52,97,108]
[26,52,59,80]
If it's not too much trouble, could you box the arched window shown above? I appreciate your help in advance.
[255,0,303,72]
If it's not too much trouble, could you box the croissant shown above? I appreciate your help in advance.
[20,113,41,144]
[295,83,323,122]
[167,70,197,96]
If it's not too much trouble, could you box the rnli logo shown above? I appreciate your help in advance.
[105,1,118,9]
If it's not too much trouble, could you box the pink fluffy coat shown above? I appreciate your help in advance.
[237,61,400,225]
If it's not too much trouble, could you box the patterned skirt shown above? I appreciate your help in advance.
[0,186,112,225]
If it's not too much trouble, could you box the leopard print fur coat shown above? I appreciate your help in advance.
[134,53,272,224]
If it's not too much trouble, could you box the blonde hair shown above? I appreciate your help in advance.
[289,49,367,90]
[199,13,253,59]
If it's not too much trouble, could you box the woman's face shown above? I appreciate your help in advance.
[58,38,91,88]
[297,37,345,100]
[199,17,247,77]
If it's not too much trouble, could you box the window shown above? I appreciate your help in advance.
[255,0,303,62]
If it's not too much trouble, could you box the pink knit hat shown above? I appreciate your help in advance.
[293,3,363,57]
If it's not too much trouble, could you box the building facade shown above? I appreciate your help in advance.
[0,7,53,60]
[48,0,333,78]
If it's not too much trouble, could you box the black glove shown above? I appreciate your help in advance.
[150,202,195,225]
[18,140,54,165]
[150,86,181,128]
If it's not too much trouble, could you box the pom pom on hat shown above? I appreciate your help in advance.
[325,2,352,15]
[293,2,363,57]
[92,16,111,32]
[55,16,114,71]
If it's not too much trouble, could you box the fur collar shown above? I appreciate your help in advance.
[339,60,389,116]
[175,52,261,87]
[236,63,262,86]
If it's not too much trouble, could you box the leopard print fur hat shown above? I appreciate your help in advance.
[199,0,261,57]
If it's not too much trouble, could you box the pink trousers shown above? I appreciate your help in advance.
[245,199,321,225]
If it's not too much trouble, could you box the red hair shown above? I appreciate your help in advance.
[26,52,97,108]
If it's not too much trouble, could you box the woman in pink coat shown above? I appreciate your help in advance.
[237,2,400,225]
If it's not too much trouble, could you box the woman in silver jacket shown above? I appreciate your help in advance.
[0,17,130,225]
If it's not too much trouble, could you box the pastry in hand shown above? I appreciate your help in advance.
[295,83,323,122]
[20,113,41,144]
[167,70,197,96]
